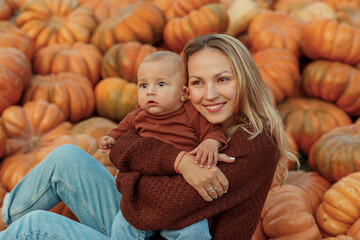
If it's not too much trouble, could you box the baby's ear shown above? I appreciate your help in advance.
[181,86,189,102]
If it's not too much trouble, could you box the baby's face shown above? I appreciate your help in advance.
[137,60,187,116]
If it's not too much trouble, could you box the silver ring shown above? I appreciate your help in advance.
[207,186,216,193]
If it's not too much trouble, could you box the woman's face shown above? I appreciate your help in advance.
[187,48,238,126]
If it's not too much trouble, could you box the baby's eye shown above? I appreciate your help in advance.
[139,83,147,88]
[158,82,166,87]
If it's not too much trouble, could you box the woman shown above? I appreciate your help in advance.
[0,34,298,239]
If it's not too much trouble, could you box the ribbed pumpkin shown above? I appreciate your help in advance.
[1,100,72,157]
[308,124,360,183]
[302,60,360,116]
[33,43,102,86]
[152,0,219,19]
[336,4,360,28]
[22,73,95,123]
[273,0,316,13]
[321,0,359,9]
[278,98,353,155]
[0,181,7,207]
[251,220,267,240]
[285,170,332,214]
[316,172,360,236]
[300,18,360,65]
[291,1,336,23]
[0,0,15,20]
[0,117,6,159]
[253,48,300,103]
[0,48,31,114]
[163,3,229,52]
[323,235,354,240]
[248,10,303,57]
[91,2,166,53]
[76,0,138,22]
[347,219,360,238]
[95,77,138,121]
[15,0,97,51]
[262,185,322,239]
[101,41,158,82]
[0,21,34,60]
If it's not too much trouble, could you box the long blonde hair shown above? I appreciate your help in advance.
[182,34,299,184]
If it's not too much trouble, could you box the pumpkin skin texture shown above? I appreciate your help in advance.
[291,1,336,23]
[0,0,15,20]
[15,0,97,51]
[22,73,95,123]
[0,117,6,159]
[302,60,360,116]
[253,48,300,103]
[347,219,360,238]
[101,41,158,83]
[285,170,332,215]
[91,2,166,53]
[251,220,267,240]
[248,10,303,57]
[262,185,322,239]
[0,181,7,207]
[0,21,35,60]
[163,3,229,52]
[95,77,138,121]
[1,101,72,157]
[278,98,353,155]
[316,172,360,236]
[336,5,360,28]
[300,18,360,65]
[308,124,360,183]
[33,43,102,86]
[0,48,32,114]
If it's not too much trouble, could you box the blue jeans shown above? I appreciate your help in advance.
[0,145,211,239]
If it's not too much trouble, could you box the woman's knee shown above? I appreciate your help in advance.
[44,144,87,165]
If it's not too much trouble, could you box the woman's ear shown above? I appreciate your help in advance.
[181,86,189,102]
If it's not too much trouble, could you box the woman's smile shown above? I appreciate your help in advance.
[204,103,225,113]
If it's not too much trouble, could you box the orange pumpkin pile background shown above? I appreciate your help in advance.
[0,0,360,238]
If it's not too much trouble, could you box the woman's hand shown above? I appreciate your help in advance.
[175,152,234,201]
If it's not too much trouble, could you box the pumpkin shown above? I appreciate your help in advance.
[302,60,360,116]
[356,118,360,124]
[152,0,220,19]
[101,41,158,82]
[323,235,354,240]
[247,10,303,57]
[33,43,102,86]
[0,117,6,159]
[300,18,360,65]
[50,201,78,221]
[251,220,267,240]
[336,4,360,28]
[285,170,332,214]
[273,0,316,13]
[291,1,336,23]
[252,48,300,103]
[76,0,138,22]
[262,185,322,239]
[95,77,138,121]
[308,124,360,183]
[1,100,72,157]
[278,98,353,155]
[15,0,97,51]
[321,0,359,9]
[91,2,166,53]
[22,73,95,123]
[0,21,35,60]
[0,0,15,20]
[0,181,7,207]
[225,0,262,36]
[346,219,360,238]
[70,117,117,144]
[316,172,360,236]
[0,47,32,114]
[163,3,229,52]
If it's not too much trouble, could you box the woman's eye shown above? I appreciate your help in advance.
[219,77,229,82]
[158,82,166,87]
[191,80,202,86]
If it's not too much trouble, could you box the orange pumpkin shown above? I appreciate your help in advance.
[278,98,353,155]
[347,219,360,239]
[252,48,300,103]
[248,10,303,57]
[95,77,138,121]
[251,220,267,240]
[0,181,7,207]
[22,73,95,123]
[0,47,31,114]
[285,170,332,214]
[1,101,72,157]
[0,118,6,159]
[163,3,229,52]
[302,60,360,116]
[336,4,360,28]
[33,43,102,86]
[323,235,354,240]
[0,0,15,20]
[15,0,97,51]
[101,41,158,82]
[300,18,360,65]
[91,2,166,53]
[262,185,322,239]
[273,0,316,13]
[321,0,359,9]
[0,21,34,60]
[316,172,360,236]
[308,124,360,182]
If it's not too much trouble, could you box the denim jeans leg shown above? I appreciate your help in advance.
[1,144,121,237]
[160,219,212,240]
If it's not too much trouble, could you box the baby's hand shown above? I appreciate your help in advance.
[99,135,115,153]
[189,139,221,168]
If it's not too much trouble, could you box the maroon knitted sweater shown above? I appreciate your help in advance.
[109,128,278,240]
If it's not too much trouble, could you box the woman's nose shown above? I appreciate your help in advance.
[205,84,218,100]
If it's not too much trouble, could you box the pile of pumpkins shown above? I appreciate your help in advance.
[0,0,360,238]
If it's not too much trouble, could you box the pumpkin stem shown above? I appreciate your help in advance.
[28,135,40,150]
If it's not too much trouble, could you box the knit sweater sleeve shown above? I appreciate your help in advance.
[117,129,278,237]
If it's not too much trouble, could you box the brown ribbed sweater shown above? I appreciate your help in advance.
[109,128,278,240]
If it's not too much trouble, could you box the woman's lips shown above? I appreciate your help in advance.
[204,103,225,113]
